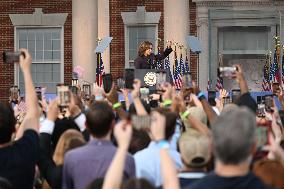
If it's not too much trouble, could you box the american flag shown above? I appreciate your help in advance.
[173,49,182,89]
[96,53,105,87]
[282,50,284,87]
[156,48,163,70]
[185,55,190,74]
[179,54,185,76]
[215,77,223,91]
[261,76,271,91]
[269,49,280,83]
[164,56,173,83]
[18,100,27,113]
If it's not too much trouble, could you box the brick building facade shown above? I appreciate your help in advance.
[0,0,198,101]
[0,0,73,101]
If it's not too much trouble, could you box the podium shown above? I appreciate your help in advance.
[134,69,173,91]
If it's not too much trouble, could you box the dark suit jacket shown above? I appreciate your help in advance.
[134,47,173,69]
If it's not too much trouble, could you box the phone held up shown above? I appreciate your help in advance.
[102,74,113,93]
[124,69,135,89]
[3,51,25,64]
[218,66,237,78]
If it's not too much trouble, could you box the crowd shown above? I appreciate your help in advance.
[0,48,284,189]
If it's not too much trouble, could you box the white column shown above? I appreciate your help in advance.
[196,13,209,91]
[164,0,189,71]
[72,0,98,83]
[98,0,110,73]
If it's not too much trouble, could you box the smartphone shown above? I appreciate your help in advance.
[264,95,273,112]
[124,69,135,89]
[35,86,42,101]
[131,115,151,130]
[272,82,280,95]
[140,87,150,101]
[223,96,231,106]
[182,72,193,91]
[218,67,237,77]
[117,77,125,90]
[256,125,270,148]
[232,89,241,104]
[69,85,78,95]
[102,74,113,93]
[3,51,23,64]
[10,86,19,101]
[208,90,216,106]
[57,85,70,107]
[257,103,265,118]
[256,96,262,104]
[156,71,166,91]
[82,84,91,96]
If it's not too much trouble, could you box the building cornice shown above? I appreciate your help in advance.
[9,8,68,26]
[192,0,283,7]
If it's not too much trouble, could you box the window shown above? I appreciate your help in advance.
[219,26,270,54]
[17,28,62,93]
[127,26,156,68]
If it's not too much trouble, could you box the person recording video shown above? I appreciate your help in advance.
[134,40,173,69]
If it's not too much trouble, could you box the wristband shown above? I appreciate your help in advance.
[180,110,190,121]
[112,102,122,109]
[157,140,170,149]
[162,99,172,107]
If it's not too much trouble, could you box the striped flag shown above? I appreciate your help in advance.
[215,77,223,91]
[164,56,173,83]
[262,76,271,91]
[269,49,280,83]
[156,49,163,70]
[96,53,105,87]
[185,55,190,74]
[280,52,284,87]
[179,54,185,76]
[173,49,182,89]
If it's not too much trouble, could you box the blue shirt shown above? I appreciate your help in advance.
[62,139,135,189]
[134,141,183,187]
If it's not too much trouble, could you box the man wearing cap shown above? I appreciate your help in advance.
[178,128,211,188]
[189,107,274,189]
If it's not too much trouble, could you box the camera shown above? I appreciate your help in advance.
[218,67,237,77]
[3,51,24,64]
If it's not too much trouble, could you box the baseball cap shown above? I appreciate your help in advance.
[179,128,211,168]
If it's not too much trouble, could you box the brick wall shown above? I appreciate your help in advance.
[109,0,164,79]
[0,0,72,102]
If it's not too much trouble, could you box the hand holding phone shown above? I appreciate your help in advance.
[103,74,113,93]
[124,69,135,89]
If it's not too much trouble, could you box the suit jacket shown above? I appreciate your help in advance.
[134,47,173,69]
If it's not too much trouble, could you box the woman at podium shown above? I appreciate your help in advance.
[134,41,172,69]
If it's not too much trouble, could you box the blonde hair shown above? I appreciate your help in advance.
[43,129,86,189]
[138,41,153,57]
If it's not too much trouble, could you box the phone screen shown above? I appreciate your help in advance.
[232,89,241,104]
[103,74,113,93]
[131,115,151,130]
[208,90,216,106]
[124,69,135,89]
[264,95,273,112]
[256,125,270,148]
[272,82,280,95]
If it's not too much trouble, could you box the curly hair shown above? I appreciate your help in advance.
[138,41,153,57]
